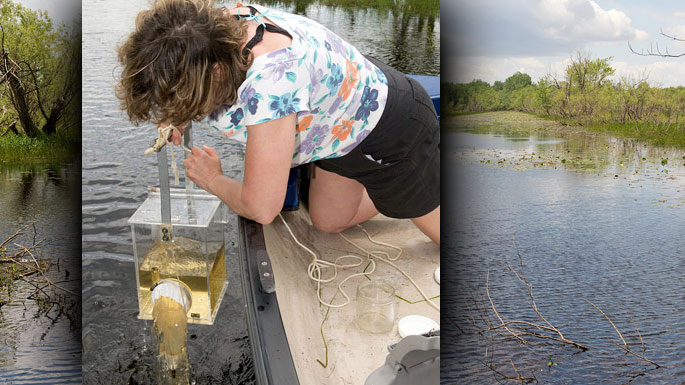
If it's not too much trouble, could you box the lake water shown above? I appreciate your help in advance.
[81,1,439,383]
[0,162,81,384]
[441,113,685,384]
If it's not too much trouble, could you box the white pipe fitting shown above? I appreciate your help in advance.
[150,279,192,312]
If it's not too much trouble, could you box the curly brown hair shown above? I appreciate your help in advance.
[116,0,251,125]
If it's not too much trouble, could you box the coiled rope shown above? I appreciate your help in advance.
[277,213,440,312]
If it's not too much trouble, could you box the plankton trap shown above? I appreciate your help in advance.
[129,125,229,326]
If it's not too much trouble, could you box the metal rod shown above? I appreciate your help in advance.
[183,122,197,224]
[157,146,172,225]
[184,123,195,191]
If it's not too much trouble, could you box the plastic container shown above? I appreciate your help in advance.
[130,187,229,325]
[355,280,397,333]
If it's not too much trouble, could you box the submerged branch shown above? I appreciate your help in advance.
[585,298,662,368]
[484,263,589,351]
[585,298,628,348]
[1,223,78,321]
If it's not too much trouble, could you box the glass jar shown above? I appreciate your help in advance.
[356,280,398,333]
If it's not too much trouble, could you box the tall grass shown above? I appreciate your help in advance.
[587,121,685,149]
[0,133,78,163]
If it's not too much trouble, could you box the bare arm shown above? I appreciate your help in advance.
[184,114,296,224]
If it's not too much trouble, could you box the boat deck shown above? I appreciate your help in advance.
[261,207,440,385]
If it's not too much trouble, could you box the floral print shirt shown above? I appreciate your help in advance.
[207,4,388,166]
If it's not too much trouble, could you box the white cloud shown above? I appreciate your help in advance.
[612,60,685,87]
[535,0,648,43]
[450,56,551,84]
[674,11,685,18]
[448,56,685,88]
[443,0,685,87]
[447,0,648,57]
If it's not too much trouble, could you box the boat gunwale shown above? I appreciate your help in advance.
[238,217,299,385]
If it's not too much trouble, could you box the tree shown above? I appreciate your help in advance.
[504,72,532,92]
[0,0,80,138]
[535,77,554,115]
[554,52,616,121]
[566,53,615,91]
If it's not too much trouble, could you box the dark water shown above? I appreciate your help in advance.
[442,114,685,384]
[0,163,81,384]
[265,0,440,75]
[81,1,439,384]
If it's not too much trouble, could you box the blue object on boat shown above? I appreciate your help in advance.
[405,74,440,118]
[282,167,299,211]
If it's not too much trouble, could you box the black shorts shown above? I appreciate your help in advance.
[314,57,440,219]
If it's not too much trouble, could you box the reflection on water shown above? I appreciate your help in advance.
[249,0,440,75]
[0,163,81,384]
[450,113,685,205]
[442,114,685,384]
[82,0,438,383]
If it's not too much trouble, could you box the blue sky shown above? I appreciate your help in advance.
[443,0,685,86]
[15,0,80,27]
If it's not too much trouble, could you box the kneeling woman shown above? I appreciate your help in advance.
[117,0,440,244]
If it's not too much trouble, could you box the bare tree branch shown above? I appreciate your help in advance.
[629,28,685,58]
[660,28,685,42]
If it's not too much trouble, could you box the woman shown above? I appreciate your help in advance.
[117,0,440,244]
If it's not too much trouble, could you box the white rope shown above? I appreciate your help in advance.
[277,213,440,312]
[339,228,440,312]
[277,213,373,308]
[144,124,192,185]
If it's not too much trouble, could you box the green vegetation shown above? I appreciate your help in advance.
[0,133,77,163]
[317,0,438,15]
[0,0,80,162]
[443,53,685,148]
[253,0,439,17]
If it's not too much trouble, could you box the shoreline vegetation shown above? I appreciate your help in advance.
[0,0,80,163]
[0,133,79,163]
[257,0,439,16]
[442,53,685,149]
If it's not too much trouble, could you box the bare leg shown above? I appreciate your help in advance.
[308,166,379,233]
[411,205,440,244]
[309,166,440,244]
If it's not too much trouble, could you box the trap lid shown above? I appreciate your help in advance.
[128,187,221,228]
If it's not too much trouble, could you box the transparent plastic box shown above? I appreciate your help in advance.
[129,187,229,325]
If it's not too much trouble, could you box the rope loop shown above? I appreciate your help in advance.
[277,213,439,312]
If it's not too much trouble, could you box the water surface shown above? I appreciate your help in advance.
[442,113,685,384]
[0,162,81,384]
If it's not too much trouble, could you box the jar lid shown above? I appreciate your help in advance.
[398,315,439,338]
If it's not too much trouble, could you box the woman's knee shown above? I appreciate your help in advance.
[308,166,366,233]
[309,212,347,234]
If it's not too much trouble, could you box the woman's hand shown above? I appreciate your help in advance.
[183,146,223,193]
[182,114,296,224]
